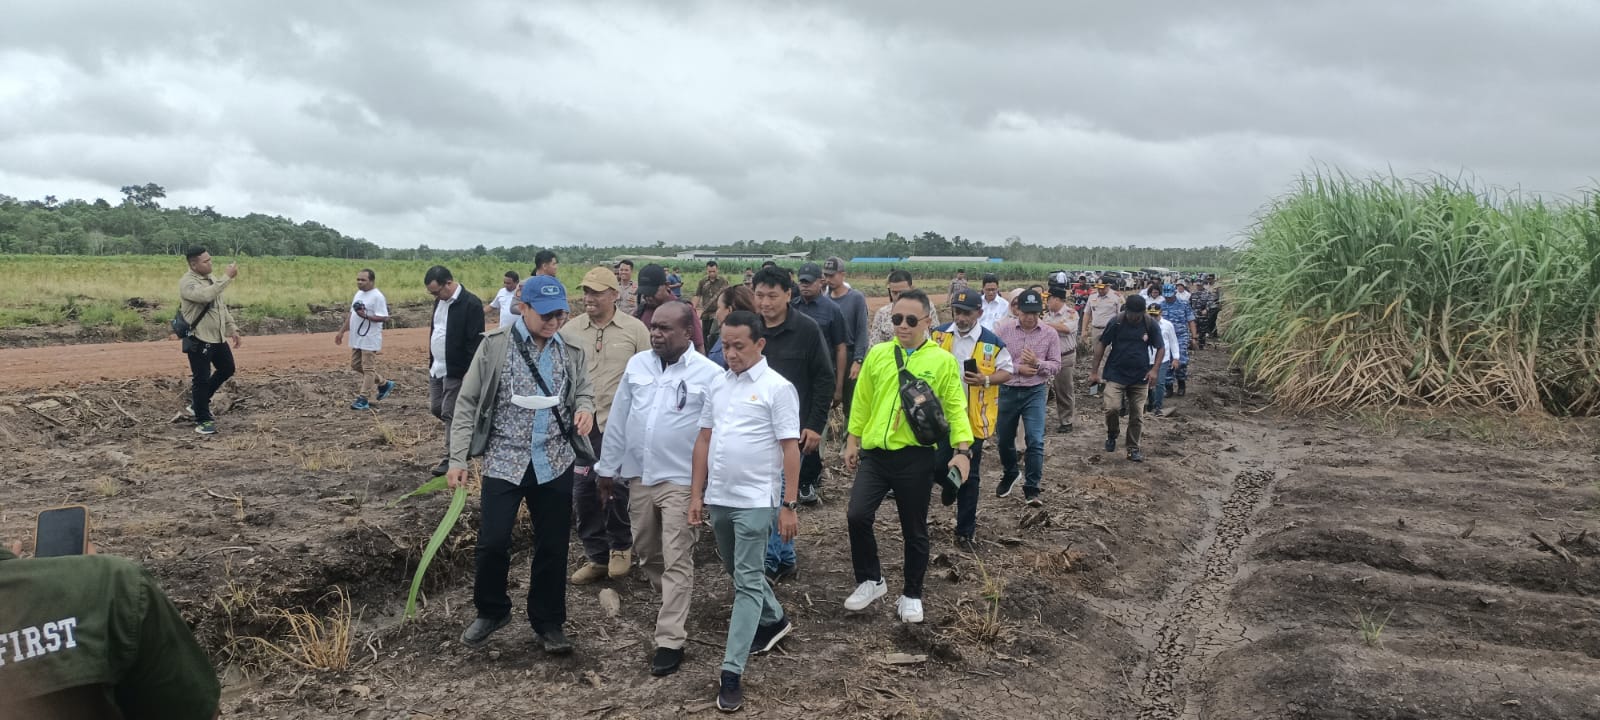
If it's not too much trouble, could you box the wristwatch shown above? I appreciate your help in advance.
[781,500,800,511]
[954,448,972,458]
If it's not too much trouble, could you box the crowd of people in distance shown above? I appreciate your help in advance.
[0,250,1222,717]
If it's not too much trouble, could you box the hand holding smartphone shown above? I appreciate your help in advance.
[35,505,90,557]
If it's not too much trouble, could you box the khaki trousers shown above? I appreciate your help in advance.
[1051,350,1077,422]
[1103,380,1147,449]
[627,480,695,650]
[350,348,386,399]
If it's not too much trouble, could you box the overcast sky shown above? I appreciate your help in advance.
[3,1,1597,250]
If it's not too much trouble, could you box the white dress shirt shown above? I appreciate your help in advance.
[594,348,723,486]
[698,358,801,508]
[948,322,1014,374]
[429,284,460,378]
[979,296,1010,331]
[1150,317,1182,364]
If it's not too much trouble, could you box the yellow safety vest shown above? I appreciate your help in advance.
[931,329,1001,440]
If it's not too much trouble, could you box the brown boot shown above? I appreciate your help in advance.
[608,549,633,578]
[570,562,607,585]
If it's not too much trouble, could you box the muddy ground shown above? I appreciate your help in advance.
[1,340,1598,719]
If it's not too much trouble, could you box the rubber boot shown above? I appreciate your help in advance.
[1177,380,1187,397]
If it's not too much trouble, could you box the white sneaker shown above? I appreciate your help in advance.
[843,579,887,611]
[896,596,924,623]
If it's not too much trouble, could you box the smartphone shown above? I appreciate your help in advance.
[963,358,979,375]
[35,505,90,557]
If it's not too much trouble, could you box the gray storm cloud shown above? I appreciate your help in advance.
[1,0,1597,249]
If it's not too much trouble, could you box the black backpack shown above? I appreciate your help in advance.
[894,345,950,446]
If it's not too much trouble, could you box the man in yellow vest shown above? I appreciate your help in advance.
[931,289,1014,551]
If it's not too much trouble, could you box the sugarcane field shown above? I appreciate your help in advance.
[1,172,1597,719]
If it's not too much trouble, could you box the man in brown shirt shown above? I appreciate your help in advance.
[177,246,242,435]
[694,260,730,342]
[560,267,652,584]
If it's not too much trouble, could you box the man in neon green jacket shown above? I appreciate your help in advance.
[841,289,973,624]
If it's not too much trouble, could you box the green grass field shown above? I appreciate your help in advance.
[0,254,1224,331]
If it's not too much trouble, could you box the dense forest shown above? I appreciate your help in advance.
[0,185,1237,268]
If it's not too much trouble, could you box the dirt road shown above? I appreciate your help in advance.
[0,292,945,389]
[0,328,436,389]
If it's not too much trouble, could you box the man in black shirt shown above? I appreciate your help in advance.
[791,262,848,504]
[1087,294,1164,463]
[750,266,833,579]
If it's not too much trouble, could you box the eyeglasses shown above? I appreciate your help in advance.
[538,309,566,322]
[593,325,605,353]
[891,314,926,327]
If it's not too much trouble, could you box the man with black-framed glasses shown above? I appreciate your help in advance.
[424,265,483,477]
[559,267,651,586]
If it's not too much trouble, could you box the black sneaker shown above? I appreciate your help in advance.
[1104,436,1117,452]
[460,614,511,648]
[1057,422,1073,434]
[995,468,1019,498]
[1177,381,1187,397]
[1128,449,1145,463]
[538,628,573,655]
[717,671,743,712]
[377,380,397,400]
[651,646,684,676]
[955,535,977,552]
[750,615,792,655]
[764,562,797,584]
[430,460,450,478]
[798,484,819,505]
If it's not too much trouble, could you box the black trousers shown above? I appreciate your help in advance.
[186,342,235,423]
[573,429,631,563]
[846,446,937,598]
[474,463,574,634]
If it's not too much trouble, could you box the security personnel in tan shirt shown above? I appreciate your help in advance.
[1082,281,1122,397]
[559,267,652,584]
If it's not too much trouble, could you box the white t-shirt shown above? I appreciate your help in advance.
[698,358,801,508]
[348,288,388,352]
[488,287,517,327]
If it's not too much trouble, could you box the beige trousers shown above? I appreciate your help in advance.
[350,349,386,399]
[628,480,695,650]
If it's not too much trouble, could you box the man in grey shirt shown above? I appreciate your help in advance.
[820,256,869,418]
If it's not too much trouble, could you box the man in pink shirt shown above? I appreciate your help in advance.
[991,289,1061,507]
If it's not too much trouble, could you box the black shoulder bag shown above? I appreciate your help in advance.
[894,345,951,446]
[172,302,213,354]
[513,336,599,465]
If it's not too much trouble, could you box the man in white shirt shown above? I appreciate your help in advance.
[1146,304,1182,417]
[334,268,395,411]
[485,270,520,326]
[978,273,1009,331]
[593,302,721,678]
[689,310,801,713]
[424,265,484,477]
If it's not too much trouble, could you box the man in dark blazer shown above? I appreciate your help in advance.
[424,265,485,476]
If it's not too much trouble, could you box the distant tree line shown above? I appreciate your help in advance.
[0,185,1237,269]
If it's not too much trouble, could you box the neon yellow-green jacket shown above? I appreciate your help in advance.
[849,338,973,451]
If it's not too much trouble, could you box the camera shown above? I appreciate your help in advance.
[352,300,366,313]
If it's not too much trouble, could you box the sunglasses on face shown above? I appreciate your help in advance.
[538,309,566,322]
[891,313,926,327]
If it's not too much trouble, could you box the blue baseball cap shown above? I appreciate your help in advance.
[520,275,569,315]
[1162,283,1176,297]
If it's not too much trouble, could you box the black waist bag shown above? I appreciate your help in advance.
[894,345,950,446]
[172,302,212,354]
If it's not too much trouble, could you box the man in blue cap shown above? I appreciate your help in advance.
[1158,283,1197,396]
[448,274,596,655]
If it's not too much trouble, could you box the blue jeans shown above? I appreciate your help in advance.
[997,384,1048,493]
[1148,363,1170,412]
[765,470,797,572]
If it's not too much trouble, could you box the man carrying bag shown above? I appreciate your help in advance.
[177,246,242,436]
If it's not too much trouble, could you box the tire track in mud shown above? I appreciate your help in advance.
[1136,469,1276,720]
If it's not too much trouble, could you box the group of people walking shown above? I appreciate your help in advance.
[172,249,1210,713]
